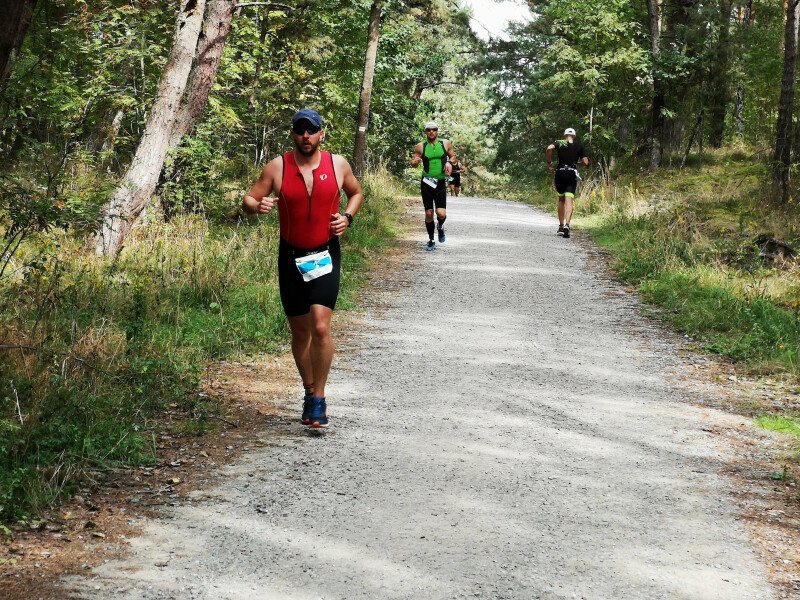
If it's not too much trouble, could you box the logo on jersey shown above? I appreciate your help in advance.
[319,174,328,181]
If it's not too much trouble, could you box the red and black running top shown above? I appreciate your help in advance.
[278,150,341,249]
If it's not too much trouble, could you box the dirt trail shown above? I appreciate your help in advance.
[66,197,775,599]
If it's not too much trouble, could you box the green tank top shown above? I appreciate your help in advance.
[422,141,447,180]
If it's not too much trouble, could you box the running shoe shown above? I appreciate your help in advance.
[307,397,328,428]
[563,225,570,238]
[557,225,564,235]
[426,240,436,251]
[438,228,446,243]
[301,393,313,424]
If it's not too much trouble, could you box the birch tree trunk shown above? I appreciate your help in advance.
[353,0,383,178]
[772,0,800,203]
[96,0,206,256]
[168,0,237,148]
[646,0,664,169]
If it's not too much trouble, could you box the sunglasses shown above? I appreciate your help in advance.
[292,122,321,135]
[425,128,438,132]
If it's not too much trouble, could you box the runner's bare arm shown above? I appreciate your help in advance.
[243,157,282,214]
[410,143,423,167]
[330,157,364,237]
[546,144,556,171]
[444,140,455,175]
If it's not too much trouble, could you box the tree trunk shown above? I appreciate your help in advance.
[96,0,206,256]
[772,0,800,203]
[167,0,237,148]
[707,0,731,147]
[681,110,703,168]
[0,0,37,93]
[353,0,383,178]
[647,0,664,168]
[249,7,271,109]
[101,109,125,155]
[733,85,745,135]
[663,0,697,153]
[733,0,753,136]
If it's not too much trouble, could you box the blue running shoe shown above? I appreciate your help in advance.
[438,228,446,243]
[301,393,313,424]
[426,240,436,251]
[308,396,328,428]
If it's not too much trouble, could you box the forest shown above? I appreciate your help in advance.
[1,0,799,520]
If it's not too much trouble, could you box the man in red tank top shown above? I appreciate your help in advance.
[243,108,364,428]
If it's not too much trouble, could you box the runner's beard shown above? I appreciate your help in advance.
[294,137,319,156]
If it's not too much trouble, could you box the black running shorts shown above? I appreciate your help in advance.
[278,236,341,317]
[449,173,461,187]
[554,169,578,196]
[421,178,447,211]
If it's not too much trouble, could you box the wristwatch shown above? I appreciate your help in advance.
[344,212,353,227]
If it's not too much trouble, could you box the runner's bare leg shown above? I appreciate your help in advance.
[308,304,334,398]
[288,314,314,393]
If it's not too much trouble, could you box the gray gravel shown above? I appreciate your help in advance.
[67,197,775,599]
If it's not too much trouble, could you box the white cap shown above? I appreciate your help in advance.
[564,127,576,136]
[424,121,439,130]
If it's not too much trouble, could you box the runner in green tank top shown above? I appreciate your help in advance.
[410,121,458,251]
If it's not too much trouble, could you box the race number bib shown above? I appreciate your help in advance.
[422,176,439,188]
[294,250,332,282]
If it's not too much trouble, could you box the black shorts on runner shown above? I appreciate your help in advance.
[449,173,461,187]
[554,169,578,196]
[421,178,447,211]
[278,236,341,317]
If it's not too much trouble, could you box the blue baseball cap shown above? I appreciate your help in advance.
[291,108,323,128]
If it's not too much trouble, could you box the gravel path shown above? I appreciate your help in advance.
[67,197,775,599]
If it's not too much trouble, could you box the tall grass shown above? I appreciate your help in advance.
[0,169,403,520]
[339,168,405,306]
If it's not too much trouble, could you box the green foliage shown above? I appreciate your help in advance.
[755,414,800,439]
[0,217,285,519]
[479,0,789,184]
[480,0,650,173]
[638,272,800,368]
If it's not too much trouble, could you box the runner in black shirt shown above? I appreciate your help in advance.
[447,156,466,197]
[546,128,588,238]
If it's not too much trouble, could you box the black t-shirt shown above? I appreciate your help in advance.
[448,158,461,174]
[555,139,586,168]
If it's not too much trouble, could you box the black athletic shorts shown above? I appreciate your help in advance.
[278,236,341,317]
[554,169,578,196]
[449,173,461,187]
[421,178,447,211]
